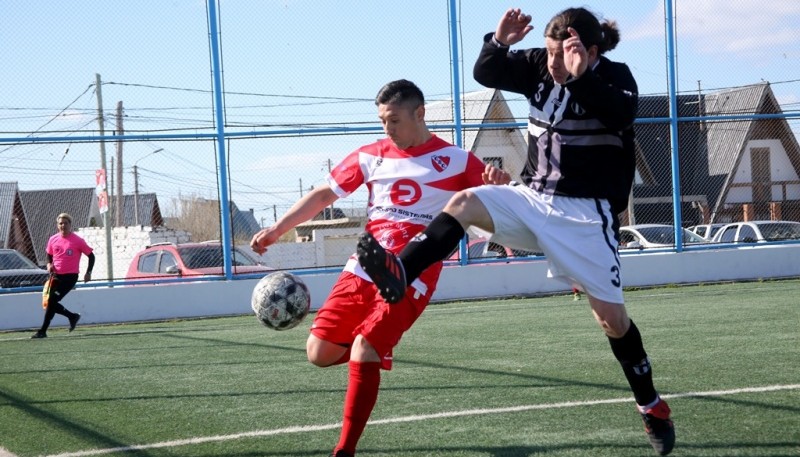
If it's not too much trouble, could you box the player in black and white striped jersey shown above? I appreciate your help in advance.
[357,6,675,456]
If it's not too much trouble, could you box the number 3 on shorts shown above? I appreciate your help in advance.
[610,265,621,288]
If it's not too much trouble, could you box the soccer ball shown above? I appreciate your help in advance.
[251,272,311,330]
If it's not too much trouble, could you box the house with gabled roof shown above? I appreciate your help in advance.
[631,82,800,225]
[425,88,528,181]
[704,84,800,222]
[0,182,38,262]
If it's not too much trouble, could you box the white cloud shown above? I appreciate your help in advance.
[627,0,800,55]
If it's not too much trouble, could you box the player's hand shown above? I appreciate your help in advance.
[251,227,280,255]
[563,27,589,79]
[494,8,533,46]
[83,272,91,283]
[482,163,511,185]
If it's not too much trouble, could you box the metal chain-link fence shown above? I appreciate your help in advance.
[1,0,798,289]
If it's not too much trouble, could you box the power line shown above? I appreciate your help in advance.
[102,81,371,102]
[0,83,95,155]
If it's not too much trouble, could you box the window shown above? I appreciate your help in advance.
[619,231,636,246]
[138,252,158,273]
[738,226,757,243]
[178,246,224,269]
[232,248,260,266]
[718,227,737,243]
[159,252,178,273]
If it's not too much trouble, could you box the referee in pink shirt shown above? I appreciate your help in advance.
[31,212,95,339]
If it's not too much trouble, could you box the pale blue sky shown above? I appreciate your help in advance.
[1,1,798,225]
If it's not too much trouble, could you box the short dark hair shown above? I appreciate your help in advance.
[375,79,425,108]
[544,7,621,54]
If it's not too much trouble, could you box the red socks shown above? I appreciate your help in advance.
[335,360,381,455]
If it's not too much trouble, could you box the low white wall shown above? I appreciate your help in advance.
[79,226,192,280]
[2,244,799,331]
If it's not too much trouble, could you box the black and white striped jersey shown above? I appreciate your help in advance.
[473,33,637,214]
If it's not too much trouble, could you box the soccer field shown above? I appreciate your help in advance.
[1,280,798,457]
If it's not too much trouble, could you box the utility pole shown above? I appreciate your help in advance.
[133,165,140,226]
[109,157,114,209]
[697,80,705,132]
[115,101,124,226]
[132,148,161,227]
[326,158,335,219]
[96,73,114,280]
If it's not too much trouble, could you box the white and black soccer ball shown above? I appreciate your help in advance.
[251,272,311,330]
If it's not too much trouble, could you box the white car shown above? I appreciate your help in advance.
[711,220,800,244]
[619,224,708,249]
[686,223,726,241]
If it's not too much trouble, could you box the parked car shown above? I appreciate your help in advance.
[448,238,542,261]
[686,223,726,240]
[711,220,800,244]
[619,224,709,249]
[126,241,273,280]
[0,249,49,289]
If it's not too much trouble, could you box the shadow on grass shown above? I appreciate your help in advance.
[0,388,133,454]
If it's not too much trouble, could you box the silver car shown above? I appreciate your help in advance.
[712,220,800,244]
[619,224,709,249]
[0,249,49,289]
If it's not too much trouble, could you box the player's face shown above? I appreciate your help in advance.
[57,217,72,235]
[378,102,423,149]
[545,37,569,84]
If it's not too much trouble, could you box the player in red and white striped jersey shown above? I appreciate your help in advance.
[250,79,508,457]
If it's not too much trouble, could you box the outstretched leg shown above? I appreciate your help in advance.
[357,212,466,303]
[356,233,408,304]
[358,190,492,303]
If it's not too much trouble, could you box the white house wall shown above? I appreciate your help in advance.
[726,139,800,204]
[745,139,800,200]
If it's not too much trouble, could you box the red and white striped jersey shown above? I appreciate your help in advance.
[327,134,485,291]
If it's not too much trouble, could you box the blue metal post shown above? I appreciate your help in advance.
[207,0,234,279]
[448,0,470,264]
[664,0,684,251]
[448,0,464,149]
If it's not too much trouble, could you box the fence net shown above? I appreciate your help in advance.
[1,1,798,286]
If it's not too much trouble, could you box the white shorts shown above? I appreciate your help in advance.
[469,184,624,304]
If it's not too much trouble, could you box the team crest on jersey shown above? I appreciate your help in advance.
[431,155,450,172]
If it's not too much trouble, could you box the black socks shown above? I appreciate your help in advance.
[608,320,658,406]
[399,212,465,285]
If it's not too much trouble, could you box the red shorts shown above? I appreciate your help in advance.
[310,271,435,370]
